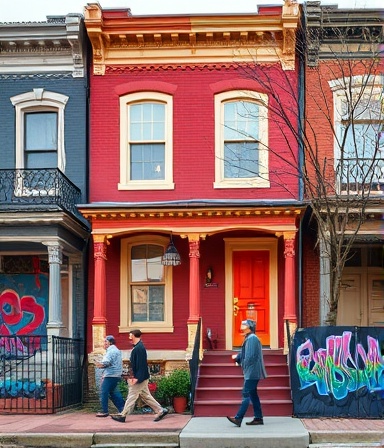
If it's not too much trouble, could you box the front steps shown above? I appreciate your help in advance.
[193,349,292,417]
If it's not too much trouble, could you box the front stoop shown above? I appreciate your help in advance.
[193,349,293,417]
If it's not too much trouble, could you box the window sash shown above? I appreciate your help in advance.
[130,143,165,180]
[25,112,58,151]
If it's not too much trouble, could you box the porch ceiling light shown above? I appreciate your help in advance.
[161,235,181,266]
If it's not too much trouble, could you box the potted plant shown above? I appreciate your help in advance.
[156,368,191,413]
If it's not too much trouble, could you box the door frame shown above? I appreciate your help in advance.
[224,238,278,350]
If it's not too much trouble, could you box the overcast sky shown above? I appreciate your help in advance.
[0,0,382,22]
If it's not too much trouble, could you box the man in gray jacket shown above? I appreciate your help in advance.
[227,319,267,427]
[95,335,125,417]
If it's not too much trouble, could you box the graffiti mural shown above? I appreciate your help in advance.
[0,274,48,340]
[290,327,384,418]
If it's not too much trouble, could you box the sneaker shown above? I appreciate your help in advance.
[153,408,169,422]
[226,416,242,427]
[96,412,109,417]
[111,415,126,423]
[246,418,264,425]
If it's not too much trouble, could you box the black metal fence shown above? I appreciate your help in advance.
[188,318,201,414]
[0,335,84,414]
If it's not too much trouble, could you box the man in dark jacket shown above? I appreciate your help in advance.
[111,329,168,423]
[227,319,267,427]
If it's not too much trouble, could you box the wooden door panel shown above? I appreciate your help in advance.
[233,250,269,347]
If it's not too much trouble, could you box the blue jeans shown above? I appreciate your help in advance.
[235,379,262,420]
[100,376,125,414]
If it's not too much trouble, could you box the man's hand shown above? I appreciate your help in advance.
[128,378,138,386]
[95,362,104,368]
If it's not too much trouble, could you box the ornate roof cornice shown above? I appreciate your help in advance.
[0,14,87,77]
[304,1,384,67]
[84,1,300,75]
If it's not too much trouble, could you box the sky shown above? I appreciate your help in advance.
[0,0,382,22]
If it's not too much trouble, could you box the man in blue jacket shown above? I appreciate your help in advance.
[95,335,125,417]
[111,329,168,423]
[227,319,267,427]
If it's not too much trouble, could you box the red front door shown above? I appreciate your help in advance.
[232,251,270,347]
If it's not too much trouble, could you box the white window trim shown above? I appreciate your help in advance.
[119,235,174,333]
[329,76,384,195]
[10,88,68,172]
[214,90,270,189]
[119,91,174,190]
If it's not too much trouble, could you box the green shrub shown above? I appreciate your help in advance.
[155,369,191,406]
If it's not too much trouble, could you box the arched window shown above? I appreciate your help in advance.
[11,89,68,172]
[214,90,269,189]
[120,235,174,333]
[119,92,174,190]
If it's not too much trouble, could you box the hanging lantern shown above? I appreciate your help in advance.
[161,235,181,266]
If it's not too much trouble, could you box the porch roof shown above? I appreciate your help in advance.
[78,199,307,237]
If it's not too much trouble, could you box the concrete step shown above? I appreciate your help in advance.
[92,433,180,448]
[309,444,383,448]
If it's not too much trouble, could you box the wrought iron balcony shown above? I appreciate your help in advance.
[0,169,86,222]
[336,157,384,196]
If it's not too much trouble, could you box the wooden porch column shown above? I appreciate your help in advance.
[283,232,297,322]
[188,234,201,324]
[186,233,202,353]
[282,232,297,353]
[43,242,63,337]
[92,235,108,353]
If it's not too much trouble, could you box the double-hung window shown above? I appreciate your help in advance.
[120,235,173,333]
[330,76,384,194]
[11,89,68,171]
[214,91,269,188]
[119,92,174,190]
[10,89,68,196]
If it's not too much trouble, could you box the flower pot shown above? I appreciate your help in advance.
[173,396,187,414]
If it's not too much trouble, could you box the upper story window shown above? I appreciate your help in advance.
[214,91,269,189]
[10,89,68,172]
[119,92,174,190]
[330,76,384,195]
[120,235,173,333]
[25,112,58,168]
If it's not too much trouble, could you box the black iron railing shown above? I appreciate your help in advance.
[0,168,85,221]
[336,157,384,195]
[188,318,201,414]
[0,335,84,414]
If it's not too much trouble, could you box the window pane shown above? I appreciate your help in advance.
[25,151,57,169]
[224,142,259,178]
[224,101,259,140]
[25,112,57,151]
[131,244,164,282]
[129,102,165,141]
[131,285,164,322]
[130,144,165,180]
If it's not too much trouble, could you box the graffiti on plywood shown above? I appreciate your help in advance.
[290,327,384,418]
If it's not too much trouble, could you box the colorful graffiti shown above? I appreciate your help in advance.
[290,327,384,418]
[0,274,48,337]
[296,331,384,400]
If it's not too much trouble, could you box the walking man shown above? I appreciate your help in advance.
[111,329,168,423]
[95,335,125,417]
[227,319,267,427]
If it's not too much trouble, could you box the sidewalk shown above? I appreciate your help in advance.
[0,409,384,447]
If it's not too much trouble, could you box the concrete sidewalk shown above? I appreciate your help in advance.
[0,410,384,447]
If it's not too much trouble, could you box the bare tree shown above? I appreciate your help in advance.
[222,6,384,325]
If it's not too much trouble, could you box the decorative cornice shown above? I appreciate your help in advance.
[84,1,300,75]
[305,1,384,67]
[80,206,304,221]
[0,14,87,77]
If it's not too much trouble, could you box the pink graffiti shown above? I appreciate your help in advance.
[0,289,45,336]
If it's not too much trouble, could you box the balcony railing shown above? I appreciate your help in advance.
[336,157,384,195]
[0,169,86,222]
